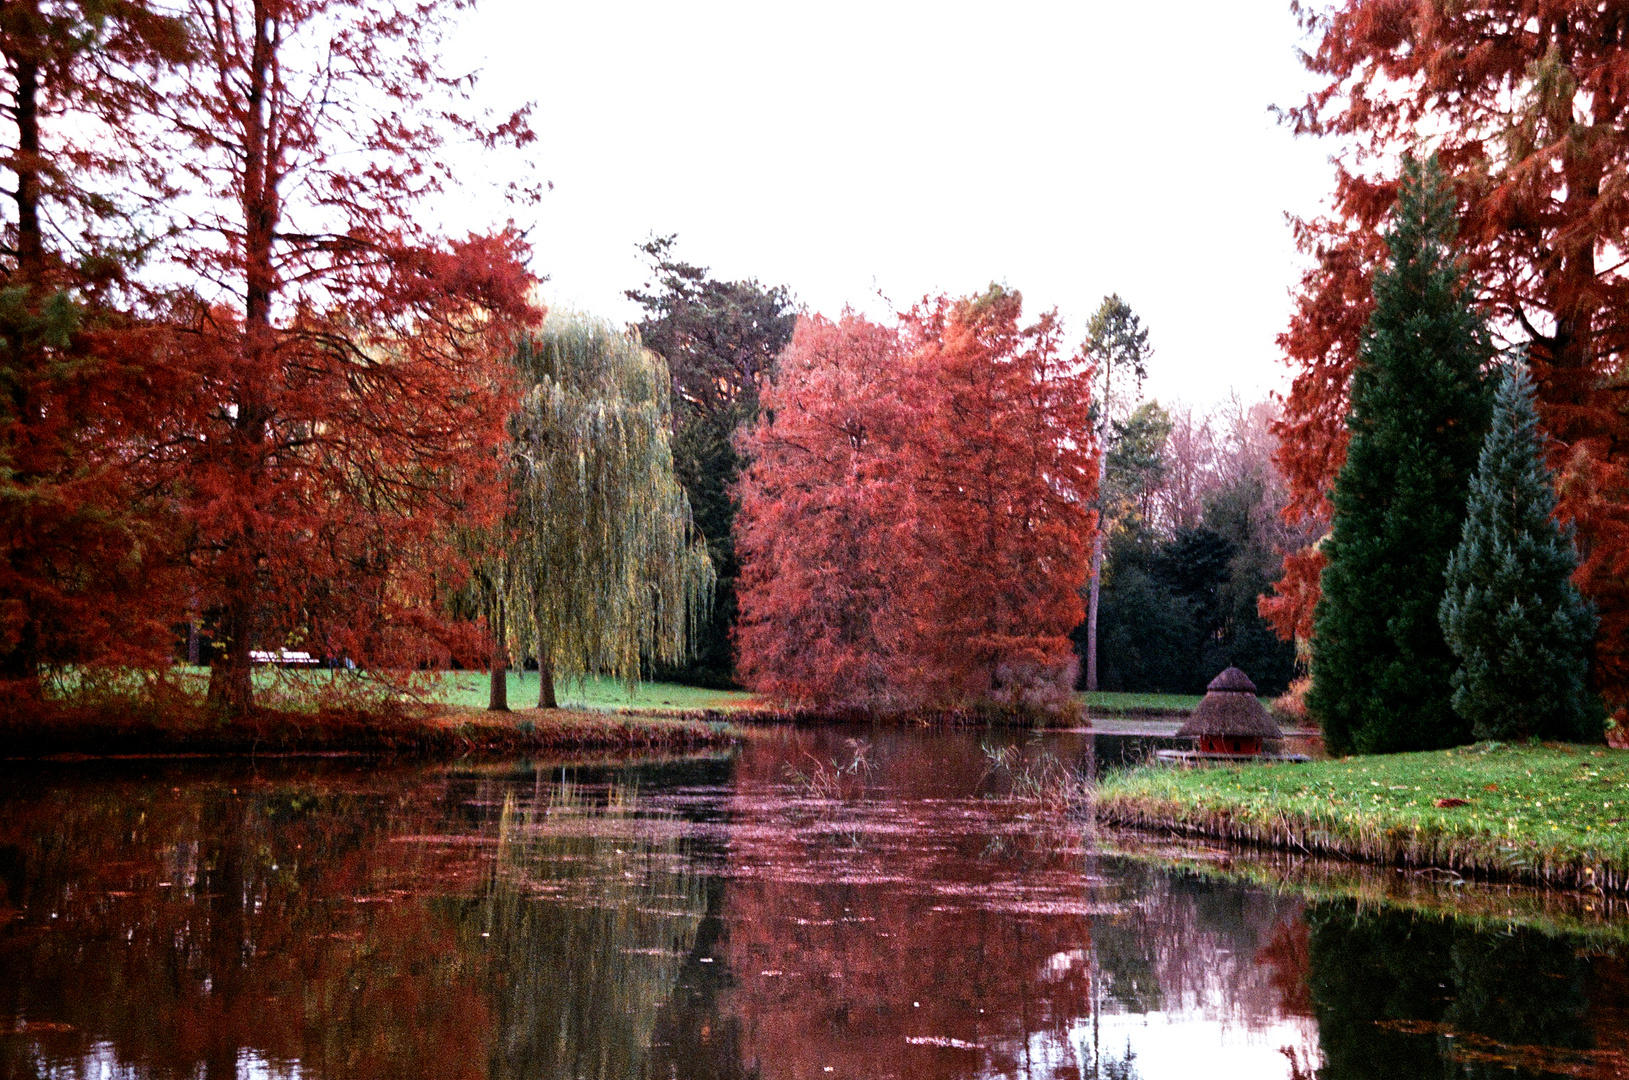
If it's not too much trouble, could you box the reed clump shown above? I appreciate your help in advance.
[1094,741,1629,893]
[783,738,876,799]
[983,745,1091,816]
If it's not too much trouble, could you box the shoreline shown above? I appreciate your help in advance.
[1093,742,1629,894]
[0,703,741,760]
[1095,825,1629,946]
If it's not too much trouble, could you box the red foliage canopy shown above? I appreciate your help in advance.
[895,289,1097,705]
[0,1,194,691]
[1266,0,1629,703]
[736,288,1097,711]
[152,0,540,713]
[734,312,912,706]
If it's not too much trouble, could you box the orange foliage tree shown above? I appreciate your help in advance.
[734,311,912,706]
[0,2,194,695]
[154,0,540,715]
[896,288,1097,705]
[735,288,1097,711]
[1265,1,1629,705]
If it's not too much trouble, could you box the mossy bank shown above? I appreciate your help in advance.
[1094,742,1629,893]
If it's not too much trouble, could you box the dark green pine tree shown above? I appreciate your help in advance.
[1308,157,1493,754]
[1439,364,1601,742]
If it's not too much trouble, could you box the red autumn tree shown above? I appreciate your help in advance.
[734,311,913,707]
[152,0,539,715]
[0,1,194,696]
[896,287,1097,707]
[1266,1,1629,703]
[735,288,1097,711]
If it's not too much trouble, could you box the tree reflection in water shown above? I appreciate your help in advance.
[1304,899,1629,1080]
[0,763,494,1080]
[450,779,711,1080]
[4,740,1629,1080]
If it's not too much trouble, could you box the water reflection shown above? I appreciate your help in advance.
[457,781,710,1080]
[1304,900,1627,1079]
[0,733,1625,1079]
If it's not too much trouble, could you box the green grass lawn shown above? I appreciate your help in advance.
[1096,742,1629,891]
[156,666,758,713]
[1079,691,1205,712]
[427,671,757,712]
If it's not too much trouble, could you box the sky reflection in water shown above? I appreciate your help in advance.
[0,727,1625,1080]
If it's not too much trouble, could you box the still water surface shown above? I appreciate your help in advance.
[1,728,1626,1080]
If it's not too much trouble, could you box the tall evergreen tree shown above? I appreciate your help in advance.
[1081,294,1152,691]
[1308,157,1493,754]
[626,236,796,687]
[1439,364,1601,742]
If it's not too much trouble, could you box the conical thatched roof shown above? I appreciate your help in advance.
[1206,666,1257,694]
[1177,667,1282,739]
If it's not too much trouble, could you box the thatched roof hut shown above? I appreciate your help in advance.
[1177,667,1281,754]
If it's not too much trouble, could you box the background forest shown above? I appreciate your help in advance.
[1087,399,1310,697]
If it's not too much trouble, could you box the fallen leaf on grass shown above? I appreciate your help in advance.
[1435,797,1471,808]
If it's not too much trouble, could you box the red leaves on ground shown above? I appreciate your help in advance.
[736,289,1096,710]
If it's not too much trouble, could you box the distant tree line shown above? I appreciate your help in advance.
[1077,394,1310,698]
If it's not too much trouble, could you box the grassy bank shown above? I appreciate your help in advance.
[1096,827,1629,948]
[1094,742,1629,893]
[147,666,761,713]
[1,698,740,759]
[1080,691,1205,715]
[1078,690,1283,719]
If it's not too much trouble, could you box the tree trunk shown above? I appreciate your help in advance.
[488,594,509,712]
[207,571,255,716]
[1086,530,1104,692]
[532,585,558,708]
[0,20,46,697]
[0,619,41,693]
[1085,428,1109,692]
[11,10,44,283]
[538,653,558,709]
[206,7,279,721]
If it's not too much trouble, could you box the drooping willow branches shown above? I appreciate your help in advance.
[481,312,713,708]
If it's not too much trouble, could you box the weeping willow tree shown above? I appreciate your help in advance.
[486,312,714,709]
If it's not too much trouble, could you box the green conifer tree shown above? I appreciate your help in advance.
[1439,364,1601,741]
[1308,157,1493,754]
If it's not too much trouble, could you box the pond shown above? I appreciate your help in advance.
[1,727,1625,1080]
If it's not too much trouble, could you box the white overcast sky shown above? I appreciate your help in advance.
[445,0,1337,410]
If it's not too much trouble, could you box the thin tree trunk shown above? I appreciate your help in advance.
[0,20,46,695]
[488,593,509,712]
[1085,428,1109,692]
[1086,531,1103,692]
[207,7,278,721]
[13,28,43,283]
